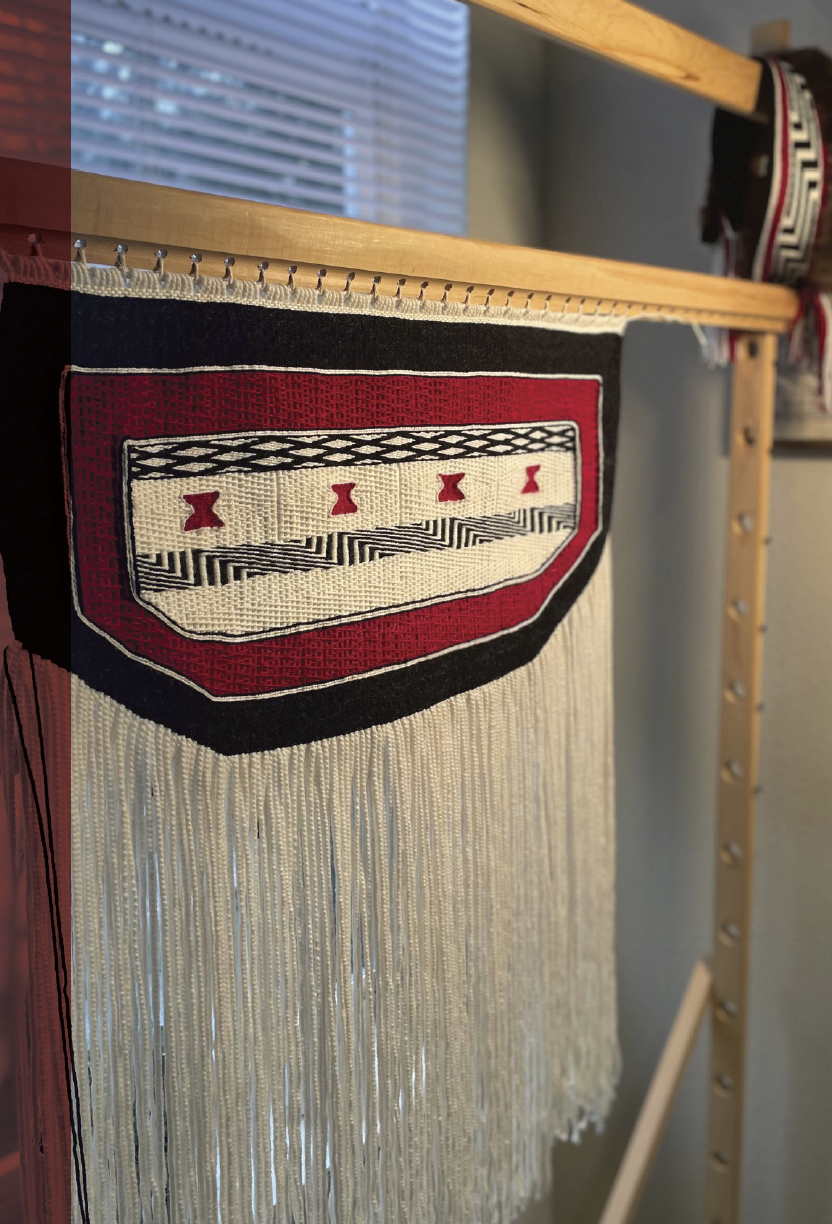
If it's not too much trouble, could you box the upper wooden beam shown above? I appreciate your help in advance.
[469,0,763,114]
[0,161,796,331]
[63,170,796,332]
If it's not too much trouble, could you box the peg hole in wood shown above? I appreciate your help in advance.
[735,512,755,535]
[730,598,751,620]
[719,921,741,947]
[743,425,758,445]
[713,1072,735,1097]
[710,1150,731,1172]
[721,759,744,782]
[715,999,739,1023]
[748,339,759,358]
[725,680,748,703]
[719,841,743,867]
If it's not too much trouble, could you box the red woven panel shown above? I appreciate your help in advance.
[67,370,601,698]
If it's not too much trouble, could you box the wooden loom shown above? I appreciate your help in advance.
[0,3,795,1222]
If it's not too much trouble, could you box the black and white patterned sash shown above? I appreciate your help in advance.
[752,57,824,286]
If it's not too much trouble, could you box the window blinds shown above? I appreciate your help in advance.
[70,0,469,234]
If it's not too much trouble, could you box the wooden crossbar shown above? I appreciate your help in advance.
[469,0,763,114]
[0,161,796,333]
[68,172,795,331]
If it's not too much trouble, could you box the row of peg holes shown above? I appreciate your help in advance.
[710,383,766,1180]
[717,832,742,1012]
[717,714,745,1041]
[712,1062,737,1175]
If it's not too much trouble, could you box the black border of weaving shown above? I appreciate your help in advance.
[0,284,620,753]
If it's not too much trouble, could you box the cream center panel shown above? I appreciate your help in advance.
[124,424,579,639]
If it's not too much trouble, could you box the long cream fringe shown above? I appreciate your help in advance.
[10,548,617,1224]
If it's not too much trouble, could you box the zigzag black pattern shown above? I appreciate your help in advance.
[135,502,578,593]
[128,423,576,479]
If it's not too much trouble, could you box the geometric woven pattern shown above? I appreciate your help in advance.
[136,501,578,592]
[752,57,824,286]
[127,423,577,479]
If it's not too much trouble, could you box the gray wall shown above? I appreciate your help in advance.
[469,4,832,1222]
[468,4,547,248]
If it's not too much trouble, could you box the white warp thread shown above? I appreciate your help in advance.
[63,548,617,1224]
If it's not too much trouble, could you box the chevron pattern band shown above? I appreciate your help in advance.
[135,502,578,592]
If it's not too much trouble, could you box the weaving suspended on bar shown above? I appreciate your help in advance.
[0,250,623,1224]
[702,49,832,410]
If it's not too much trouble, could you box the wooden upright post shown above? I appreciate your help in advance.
[704,333,778,1222]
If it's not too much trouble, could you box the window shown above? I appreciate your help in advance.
[70,0,469,234]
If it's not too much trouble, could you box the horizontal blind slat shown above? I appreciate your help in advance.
[71,0,468,234]
[70,50,467,146]
[70,64,466,168]
[70,143,351,209]
[71,107,467,203]
[70,93,466,193]
[70,111,353,190]
[71,15,467,115]
[77,0,468,67]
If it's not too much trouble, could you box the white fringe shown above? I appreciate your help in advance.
[62,547,617,1224]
